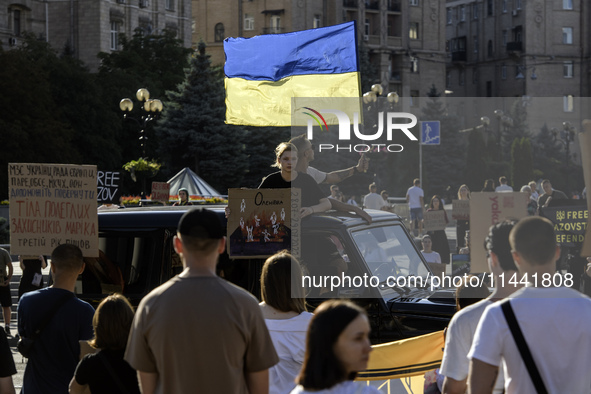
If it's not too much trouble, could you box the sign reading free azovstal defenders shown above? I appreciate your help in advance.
[9,163,99,257]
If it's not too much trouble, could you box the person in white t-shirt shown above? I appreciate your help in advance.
[259,251,313,394]
[363,183,387,211]
[468,216,591,394]
[406,179,424,235]
[494,176,513,192]
[420,235,443,278]
[440,220,521,394]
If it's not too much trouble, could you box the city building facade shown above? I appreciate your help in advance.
[0,0,192,71]
[193,0,447,102]
[445,0,590,100]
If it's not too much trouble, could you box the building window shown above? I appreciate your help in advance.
[515,0,522,10]
[472,68,478,84]
[487,40,493,57]
[365,19,370,36]
[110,21,119,50]
[487,0,493,16]
[244,14,254,31]
[473,36,478,53]
[214,23,225,42]
[447,8,452,24]
[446,71,451,88]
[410,0,418,6]
[562,27,573,44]
[502,30,508,46]
[563,61,574,78]
[460,5,466,21]
[270,16,281,33]
[459,70,465,85]
[410,57,419,73]
[165,0,174,10]
[563,95,574,112]
[501,65,507,79]
[473,3,479,19]
[409,22,419,39]
[502,0,507,12]
[313,15,321,28]
[563,0,573,9]
[13,9,22,36]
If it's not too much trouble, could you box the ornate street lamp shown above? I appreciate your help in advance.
[119,88,163,158]
[552,122,576,192]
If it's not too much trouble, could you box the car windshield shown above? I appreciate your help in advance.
[352,225,431,299]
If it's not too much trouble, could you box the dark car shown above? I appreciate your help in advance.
[87,205,455,343]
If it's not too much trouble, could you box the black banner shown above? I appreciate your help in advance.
[540,206,588,246]
[96,171,121,203]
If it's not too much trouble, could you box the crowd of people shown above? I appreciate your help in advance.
[1,133,590,394]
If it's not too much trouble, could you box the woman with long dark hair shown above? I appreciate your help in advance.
[291,300,379,394]
[427,195,450,265]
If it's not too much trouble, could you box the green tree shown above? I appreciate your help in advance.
[0,37,79,199]
[464,128,488,192]
[510,137,534,189]
[421,85,466,198]
[97,29,192,162]
[156,42,248,193]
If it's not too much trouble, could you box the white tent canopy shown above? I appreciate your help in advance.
[167,167,223,198]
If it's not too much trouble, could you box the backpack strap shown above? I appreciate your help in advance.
[500,300,548,394]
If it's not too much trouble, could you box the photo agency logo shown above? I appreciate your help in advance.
[300,105,418,153]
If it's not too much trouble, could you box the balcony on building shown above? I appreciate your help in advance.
[343,0,358,8]
[451,50,467,62]
[262,27,285,34]
[387,0,401,12]
[365,0,379,10]
[506,41,523,52]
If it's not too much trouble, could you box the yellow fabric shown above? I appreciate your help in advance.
[225,72,360,126]
[357,330,445,381]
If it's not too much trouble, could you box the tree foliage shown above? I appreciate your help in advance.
[510,137,534,189]
[464,128,488,192]
[421,85,466,199]
[155,41,248,193]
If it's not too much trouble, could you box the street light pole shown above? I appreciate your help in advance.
[119,88,163,158]
[553,122,576,193]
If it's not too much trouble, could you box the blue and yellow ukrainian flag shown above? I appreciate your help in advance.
[224,21,360,126]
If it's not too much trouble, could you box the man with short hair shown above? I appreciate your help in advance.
[406,178,424,235]
[0,248,13,336]
[18,244,94,393]
[125,208,278,394]
[537,179,568,208]
[364,183,387,211]
[440,220,521,394]
[494,176,513,192]
[468,216,591,393]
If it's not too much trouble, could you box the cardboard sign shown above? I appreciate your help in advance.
[452,199,470,220]
[423,210,447,231]
[96,171,121,203]
[470,192,528,273]
[540,206,588,246]
[151,182,170,203]
[227,188,300,259]
[8,163,99,257]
